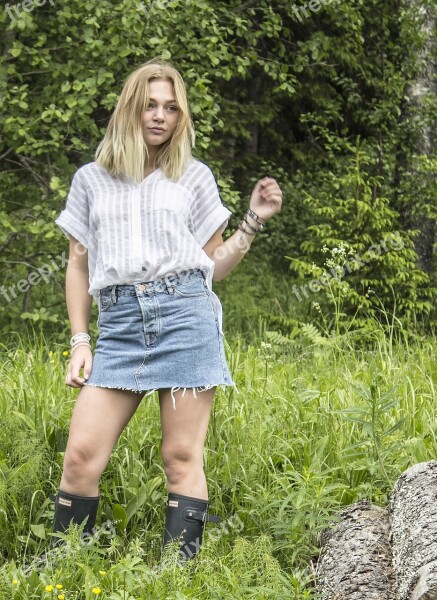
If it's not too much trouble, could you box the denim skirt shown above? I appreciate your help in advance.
[83,268,239,408]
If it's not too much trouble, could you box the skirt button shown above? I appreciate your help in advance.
[138,284,146,292]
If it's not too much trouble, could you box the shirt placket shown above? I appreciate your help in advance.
[130,188,143,273]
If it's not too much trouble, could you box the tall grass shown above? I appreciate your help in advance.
[0,320,435,598]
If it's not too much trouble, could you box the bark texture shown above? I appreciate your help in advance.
[389,461,437,600]
[403,0,436,273]
[316,500,395,599]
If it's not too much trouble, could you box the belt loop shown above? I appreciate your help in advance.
[111,285,117,304]
[199,269,207,287]
[164,276,175,294]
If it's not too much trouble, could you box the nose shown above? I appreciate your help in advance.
[153,106,165,121]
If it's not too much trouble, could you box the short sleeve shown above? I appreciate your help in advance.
[188,164,232,247]
[55,168,90,249]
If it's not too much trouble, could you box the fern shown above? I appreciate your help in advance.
[300,323,328,346]
[265,330,294,348]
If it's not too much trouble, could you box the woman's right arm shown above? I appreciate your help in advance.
[65,235,94,388]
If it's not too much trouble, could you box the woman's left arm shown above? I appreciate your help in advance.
[203,177,283,282]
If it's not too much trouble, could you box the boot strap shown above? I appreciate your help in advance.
[183,508,222,524]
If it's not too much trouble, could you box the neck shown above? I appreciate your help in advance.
[145,147,159,172]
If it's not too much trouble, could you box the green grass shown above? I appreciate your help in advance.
[0,325,435,599]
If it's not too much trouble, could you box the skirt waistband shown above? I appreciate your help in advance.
[100,268,206,297]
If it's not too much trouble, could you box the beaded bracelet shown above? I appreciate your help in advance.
[70,333,90,348]
[238,221,256,236]
[243,214,264,233]
[71,342,92,354]
[247,208,266,225]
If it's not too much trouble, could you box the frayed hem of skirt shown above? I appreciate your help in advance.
[82,381,239,410]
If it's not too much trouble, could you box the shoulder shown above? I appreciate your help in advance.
[70,162,114,192]
[180,158,217,188]
[74,161,108,181]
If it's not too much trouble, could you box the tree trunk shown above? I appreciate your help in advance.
[316,500,395,599]
[402,1,436,273]
[389,461,437,600]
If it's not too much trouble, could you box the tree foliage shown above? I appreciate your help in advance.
[0,0,435,334]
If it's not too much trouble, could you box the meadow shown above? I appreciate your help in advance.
[0,279,435,598]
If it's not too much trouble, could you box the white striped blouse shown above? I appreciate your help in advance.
[55,157,232,334]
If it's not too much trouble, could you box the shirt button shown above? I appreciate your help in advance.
[142,267,146,271]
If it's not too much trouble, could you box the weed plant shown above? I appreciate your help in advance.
[0,311,435,598]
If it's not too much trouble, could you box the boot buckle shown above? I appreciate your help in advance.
[182,508,222,524]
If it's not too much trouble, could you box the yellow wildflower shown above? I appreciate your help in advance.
[99,571,107,576]
[58,595,65,600]
[45,584,54,592]
[56,584,63,590]
[92,588,102,595]
[12,579,18,585]
[62,350,69,356]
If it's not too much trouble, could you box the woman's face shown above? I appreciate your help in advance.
[142,79,180,150]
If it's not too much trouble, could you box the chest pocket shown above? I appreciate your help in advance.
[152,180,190,218]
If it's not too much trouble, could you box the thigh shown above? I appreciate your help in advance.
[65,385,143,462]
[159,387,215,452]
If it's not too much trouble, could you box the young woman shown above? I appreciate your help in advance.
[53,58,282,560]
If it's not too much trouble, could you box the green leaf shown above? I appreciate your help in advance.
[112,504,127,534]
[30,524,46,539]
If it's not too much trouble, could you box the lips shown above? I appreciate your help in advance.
[149,128,165,133]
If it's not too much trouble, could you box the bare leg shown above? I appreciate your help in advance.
[60,386,143,496]
[159,387,215,499]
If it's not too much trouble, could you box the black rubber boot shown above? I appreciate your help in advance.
[50,489,100,547]
[162,492,222,561]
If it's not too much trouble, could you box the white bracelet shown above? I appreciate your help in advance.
[70,333,91,348]
[71,342,92,354]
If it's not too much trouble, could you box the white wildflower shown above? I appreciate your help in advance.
[312,302,321,313]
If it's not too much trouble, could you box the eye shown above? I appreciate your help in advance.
[167,105,179,112]
[146,102,155,110]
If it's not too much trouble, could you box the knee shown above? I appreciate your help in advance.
[63,443,98,483]
[161,443,202,486]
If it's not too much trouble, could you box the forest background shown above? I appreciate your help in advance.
[0,0,435,339]
[0,0,436,598]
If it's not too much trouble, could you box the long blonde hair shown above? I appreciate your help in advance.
[95,58,195,183]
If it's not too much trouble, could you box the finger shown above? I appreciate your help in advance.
[70,359,86,386]
[255,179,267,192]
[83,356,93,381]
[261,182,282,194]
[261,191,283,203]
[260,185,281,198]
[65,368,79,388]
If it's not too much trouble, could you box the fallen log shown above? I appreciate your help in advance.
[389,461,437,600]
[316,499,395,599]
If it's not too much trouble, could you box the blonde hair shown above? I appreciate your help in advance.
[95,58,195,183]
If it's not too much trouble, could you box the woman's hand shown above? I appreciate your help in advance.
[65,346,93,388]
[249,177,283,223]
